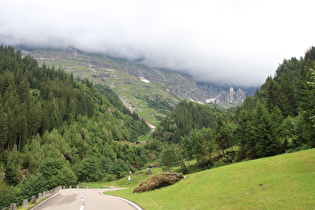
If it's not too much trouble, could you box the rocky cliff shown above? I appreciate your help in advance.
[198,83,247,104]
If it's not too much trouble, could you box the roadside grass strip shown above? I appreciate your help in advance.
[105,149,315,209]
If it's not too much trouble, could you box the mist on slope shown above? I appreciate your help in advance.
[1,0,315,87]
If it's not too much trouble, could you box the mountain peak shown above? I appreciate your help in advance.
[62,46,81,55]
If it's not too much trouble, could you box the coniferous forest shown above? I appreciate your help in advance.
[1,45,315,208]
[0,46,150,207]
[153,46,315,170]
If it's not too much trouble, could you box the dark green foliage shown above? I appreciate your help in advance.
[153,100,222,143]
[260,57,304,117]
[156,46,315,168]
[236,102,284,159]
[3,43,315,207]
[0,45,96,150]
[94,84,150,141]
[76,157,102,182]
[235,47,315,160]
[253,104,283,158]
[37,158,77,189]
[212,152,235,167]
[0,185,21,209]
[297,63,315,147]
[159,144,183,170]
[4,147,23,186]
[214,119,236,155]
[4,163,22,186]
[20,173,47,198]
[112,159,131,178]
[304,46,315,61]
[0,45,153,208]
[181,128,214,166]
[133,172,184,193]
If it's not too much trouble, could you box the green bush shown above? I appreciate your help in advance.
[76,157,102,182]
[133,172,184,193]
[0,185,21,209]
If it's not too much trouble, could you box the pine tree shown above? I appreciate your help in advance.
[181,127,214,166]
[0,109,8,151]
[215,118,233,155]
[253,103,282,158]
[298,63,315,147]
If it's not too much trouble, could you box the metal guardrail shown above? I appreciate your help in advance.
[1,186,62,210]
[1,185,104,210]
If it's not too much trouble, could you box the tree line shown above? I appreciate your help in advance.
[153,46,315,172]
[0,45,151,208]
[2,44,315,208]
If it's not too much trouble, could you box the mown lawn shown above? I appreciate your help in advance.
[105,149,315,209]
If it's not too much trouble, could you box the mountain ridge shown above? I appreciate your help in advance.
[20,46,254,125]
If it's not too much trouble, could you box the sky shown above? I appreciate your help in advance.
[1,0,315,87]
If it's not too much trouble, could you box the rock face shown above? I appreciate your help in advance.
[224,87,246,103]
[201,85,247,104]
[62,46,81,55]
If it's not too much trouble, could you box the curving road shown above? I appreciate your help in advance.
[31,188,141,210]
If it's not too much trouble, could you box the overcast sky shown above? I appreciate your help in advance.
[1,0,315,87]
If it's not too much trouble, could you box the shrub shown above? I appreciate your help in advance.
[133,172,184,193]
[0,184,21,209]
[76,157,102,182]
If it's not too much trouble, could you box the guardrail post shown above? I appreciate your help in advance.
[38,192,43,200]
[9,203,16,210]
[22,199,28,208]
[31,196,36,204]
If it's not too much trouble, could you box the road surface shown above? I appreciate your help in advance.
[31,188,141,210]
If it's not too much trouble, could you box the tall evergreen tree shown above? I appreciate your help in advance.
[181,127,214,165]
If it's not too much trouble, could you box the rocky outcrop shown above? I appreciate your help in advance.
[205,87,246,104]
[224,87,246,103]
[62,46,80,55]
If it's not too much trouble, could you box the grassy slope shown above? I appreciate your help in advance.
[106,149,315,209]
[24,49,181,126]
[24,48,240,126]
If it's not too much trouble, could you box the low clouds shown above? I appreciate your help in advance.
[1,0,315,87]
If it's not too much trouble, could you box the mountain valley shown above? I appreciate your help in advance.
[21,47,253,125]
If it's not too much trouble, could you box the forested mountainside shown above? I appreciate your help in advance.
[153,46,315,170]
[235,47,315,158]
[153,100,229,144]
[2,45,315,208]
[0,46,151,208]
[20,47,250,126]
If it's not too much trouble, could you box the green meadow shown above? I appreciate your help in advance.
[105,149,315,209]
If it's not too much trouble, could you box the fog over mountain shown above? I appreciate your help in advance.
[1,0,315,87]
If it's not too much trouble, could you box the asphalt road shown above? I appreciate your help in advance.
[31,188,141,210]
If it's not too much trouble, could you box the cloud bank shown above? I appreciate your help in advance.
[1,0,315,87]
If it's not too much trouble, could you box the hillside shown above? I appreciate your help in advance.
[106,149,315,209]
[147,47,315,175]
[153,100,226,144]
[0,46,151,208]
[20,47,250,126]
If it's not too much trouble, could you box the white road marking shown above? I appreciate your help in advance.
[80,191,84,210]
